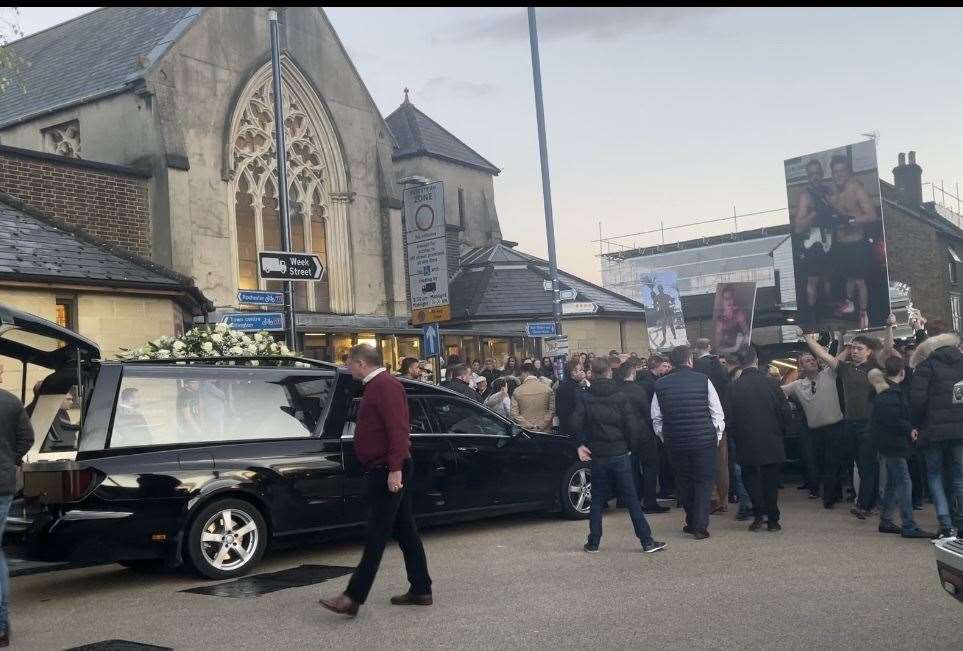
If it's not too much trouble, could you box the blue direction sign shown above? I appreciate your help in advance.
[238,290,284,306]
[525,322,558,337]
[422,324,440,357]
[221,312,285,332]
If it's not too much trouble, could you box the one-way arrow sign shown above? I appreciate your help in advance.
[258,251,324,281]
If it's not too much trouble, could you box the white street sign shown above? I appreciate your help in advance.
[543,335,569,357]
[559,289,577,301]
[561,301,599,315]
[404,181,450,324]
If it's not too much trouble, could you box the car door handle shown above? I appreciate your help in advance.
[456,446,479,454]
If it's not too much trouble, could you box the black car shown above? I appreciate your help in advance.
[1,304,591,579]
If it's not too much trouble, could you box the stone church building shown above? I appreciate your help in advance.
[0,6,644,367]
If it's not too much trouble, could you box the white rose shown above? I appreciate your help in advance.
[138,355,150,360]
[211,333,223,344]
[250,359,260,366]
[156,349,171,359]
[215,323,229,333]
[172,340,186,350]
[229,346,243,355]
[201,341,214,353]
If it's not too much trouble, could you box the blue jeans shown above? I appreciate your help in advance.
[733,463,753,513]
[879,456,917,533]
[921,439,963,530]
[0,495,10,630]
[589,453,654,546]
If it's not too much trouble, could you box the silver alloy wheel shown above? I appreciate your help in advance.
[199,509,259,572]
[568,468,592,514]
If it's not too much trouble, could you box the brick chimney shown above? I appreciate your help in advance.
[893,150,923,208]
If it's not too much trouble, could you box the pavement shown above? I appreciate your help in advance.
[9,488,961,650]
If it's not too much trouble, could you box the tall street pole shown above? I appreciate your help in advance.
[268,9,297,350]
[527,7,562,338]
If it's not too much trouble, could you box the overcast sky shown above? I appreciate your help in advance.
[13,7,963,283]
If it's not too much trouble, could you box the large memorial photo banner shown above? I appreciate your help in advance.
[784,140,890,332]
[711,281,757,355]
[640,271,689,352]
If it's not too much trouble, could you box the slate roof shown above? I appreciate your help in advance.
[385,97,500,175]
[0,7,202,128]
[449,243,644,320]
[0,195,212,313]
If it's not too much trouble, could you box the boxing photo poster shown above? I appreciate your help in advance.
[711,281,757,355]
[640,271,689,352]
[784,140,890,332]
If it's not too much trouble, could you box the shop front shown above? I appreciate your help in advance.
[295,314,537,372]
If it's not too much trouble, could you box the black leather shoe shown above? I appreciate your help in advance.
[748,517,765,532]
[0,626,9,647]
[692,530,710,540]
[682,525,694,534]
[643,505,670,514]
[767,522,782,532]
[878,522,901,534]
[319,594,360,617]
[391,592,433,606]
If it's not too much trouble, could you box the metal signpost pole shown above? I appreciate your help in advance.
[527,7,562,338]
[269,10,297,351]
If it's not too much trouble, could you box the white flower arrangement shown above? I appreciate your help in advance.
[118,324,303,366]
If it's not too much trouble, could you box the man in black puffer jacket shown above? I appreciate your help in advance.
[615,363,668,514]
[910,332,963,539]
[869,358,935,539]
[573,358,666,554]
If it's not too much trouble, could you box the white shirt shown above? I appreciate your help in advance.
[651,378,726,443]
[363,367,387,385]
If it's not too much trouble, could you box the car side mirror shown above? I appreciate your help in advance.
[509,424,523,438]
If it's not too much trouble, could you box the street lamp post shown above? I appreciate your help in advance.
[527,7,562,339]
[268,9,297,351]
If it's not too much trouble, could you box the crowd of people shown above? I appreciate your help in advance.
[395,315,963,551]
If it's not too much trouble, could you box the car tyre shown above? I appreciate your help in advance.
[186,498,267,580]
[559,461,591,520]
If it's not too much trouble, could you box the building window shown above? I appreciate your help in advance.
[231,68,333,312]
[42,120,81,158]
[949,247,961,285]
[951,294,962,332]
[55,296,77,331]
[457,188,466,227]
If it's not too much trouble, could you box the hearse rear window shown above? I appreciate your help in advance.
[109,368,333,448]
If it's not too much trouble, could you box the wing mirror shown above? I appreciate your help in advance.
[509,423,523,438]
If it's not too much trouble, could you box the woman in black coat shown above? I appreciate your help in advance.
[725,347,791,532]
[869,359,934,539]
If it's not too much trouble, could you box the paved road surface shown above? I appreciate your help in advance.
[10,490,960,649]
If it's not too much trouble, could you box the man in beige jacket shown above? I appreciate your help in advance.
[510,363,555,432]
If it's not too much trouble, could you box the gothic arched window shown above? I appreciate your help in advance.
[229,60,347,313]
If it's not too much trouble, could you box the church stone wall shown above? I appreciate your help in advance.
[147,6,401,314]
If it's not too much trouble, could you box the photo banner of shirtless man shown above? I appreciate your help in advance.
[639,271,689,352]
[711,281,757,355]
[783,140,889,332]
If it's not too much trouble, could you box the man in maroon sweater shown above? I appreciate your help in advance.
[320,344,432,617]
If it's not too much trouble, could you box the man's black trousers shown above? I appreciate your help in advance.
[668,443,718,534]
[742,463,781,524]
[630,434,662,508]
[344,458,432,604]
